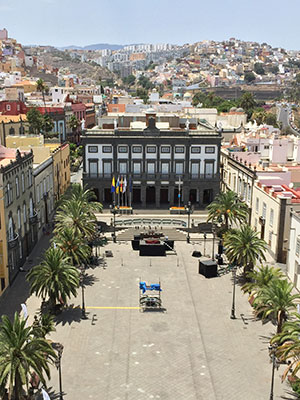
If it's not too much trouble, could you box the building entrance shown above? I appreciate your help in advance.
[203,189,213,204]
[189,189,197,204]
[132,188,141,204]
[146,186,156,204]
[160,188,169,204]
[104,188,111,203]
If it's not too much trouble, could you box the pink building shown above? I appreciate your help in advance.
[0,28,8,40]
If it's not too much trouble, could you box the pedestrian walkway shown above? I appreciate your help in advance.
[0,232,53,319]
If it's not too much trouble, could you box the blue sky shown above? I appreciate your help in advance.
[1,0,299,49]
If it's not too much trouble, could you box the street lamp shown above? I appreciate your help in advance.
[269,344,278,400]
[211,224,215,261]
[186,201,191,243]
[110,200,117,243]
[230,265,237,320]
[80,266,86,319]
[53,342,64,400]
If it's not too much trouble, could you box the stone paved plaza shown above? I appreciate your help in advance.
[0,225,294,400]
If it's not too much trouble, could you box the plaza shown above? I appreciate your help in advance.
[0,213,292,400]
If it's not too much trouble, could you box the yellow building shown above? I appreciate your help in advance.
[50,143,71,201]
[0,185,8,296]
[0,115,29,146]
[12,80,37,93]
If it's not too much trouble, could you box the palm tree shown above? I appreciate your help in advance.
[207,190,249,231]
[36,78,48,110]
[68,115,80,132]
[242,265,283,295]
[27,247,80,310]
[53,227,91,266]
[66,184,102,214]
[54,198,98,240]
[0,312,56,399]
[255,279,300,333]
[271,314,300,380]
[32,313,56,339]
[224,225,267,276]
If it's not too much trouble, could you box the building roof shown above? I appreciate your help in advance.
[0,114,27,123]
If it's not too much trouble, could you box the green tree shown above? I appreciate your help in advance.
[26,108,44,134]
[122,74,135,87]
[271,314,300,379]
[254,63,265,75]
[251,110,267,125]
[68,115,80,132]
[43,113,54,133]
[32,313,56,339]
[239,92,257,118]
[242,265,283,296]
[65,184,102,214]
[206,190,249,231]
[224,225,267,276]
[27,247,80,310]
[53,227,91,266]
[244,72,256,83]
[264,113,278,127]
[54,198,98,240]
[0,312,56,399]
[36,78,48,110]
[255,279,300,333]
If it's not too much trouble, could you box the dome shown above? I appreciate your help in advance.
[183,92,192,98]
[230,107,237,112]
[236,107,244,112]
[145,107,156,114]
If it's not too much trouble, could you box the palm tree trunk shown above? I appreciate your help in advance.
[224,213,229,231]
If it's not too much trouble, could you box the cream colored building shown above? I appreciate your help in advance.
[287,210,300,289]
[33,157,54,240]
[251,182,300,263]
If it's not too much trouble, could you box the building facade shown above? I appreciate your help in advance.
[287,211,300,289]
[52,143,71,201]
[0,149,37,284]
[82,111,221,208]
[33,156,54,240]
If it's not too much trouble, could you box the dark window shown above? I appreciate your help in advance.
[205,146,215,154]
[175,146,184,153]
[118,146,128,153]
[88,146,98,153]
[161,146,170,153]
[147,146,156,153]
[103,146,112,153]
[132,146,142,153]
[191,146,201,153]
[9,127,15,135]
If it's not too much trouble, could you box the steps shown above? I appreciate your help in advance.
[116,227,187,242]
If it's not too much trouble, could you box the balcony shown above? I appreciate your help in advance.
[29,210,38,225]
[83,172,220,182]
[8,232,19,249]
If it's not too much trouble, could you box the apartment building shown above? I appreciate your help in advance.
[287,210,300,289]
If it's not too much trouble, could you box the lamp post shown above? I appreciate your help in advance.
[110,200,117,243]
[269,344,277,400]
[80,266,86,319]
[211,224,215,261]
[54,343,64,400]
[186,201,191,243]
[230,265,237,319]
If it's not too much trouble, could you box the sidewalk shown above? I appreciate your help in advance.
[0,232,53,319]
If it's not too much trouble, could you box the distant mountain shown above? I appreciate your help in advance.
[58,43,125,51]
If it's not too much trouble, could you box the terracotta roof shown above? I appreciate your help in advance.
[0,114,27,123]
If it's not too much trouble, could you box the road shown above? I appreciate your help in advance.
[277,104,299,135]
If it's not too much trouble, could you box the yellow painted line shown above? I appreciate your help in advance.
[86,306,140,310]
